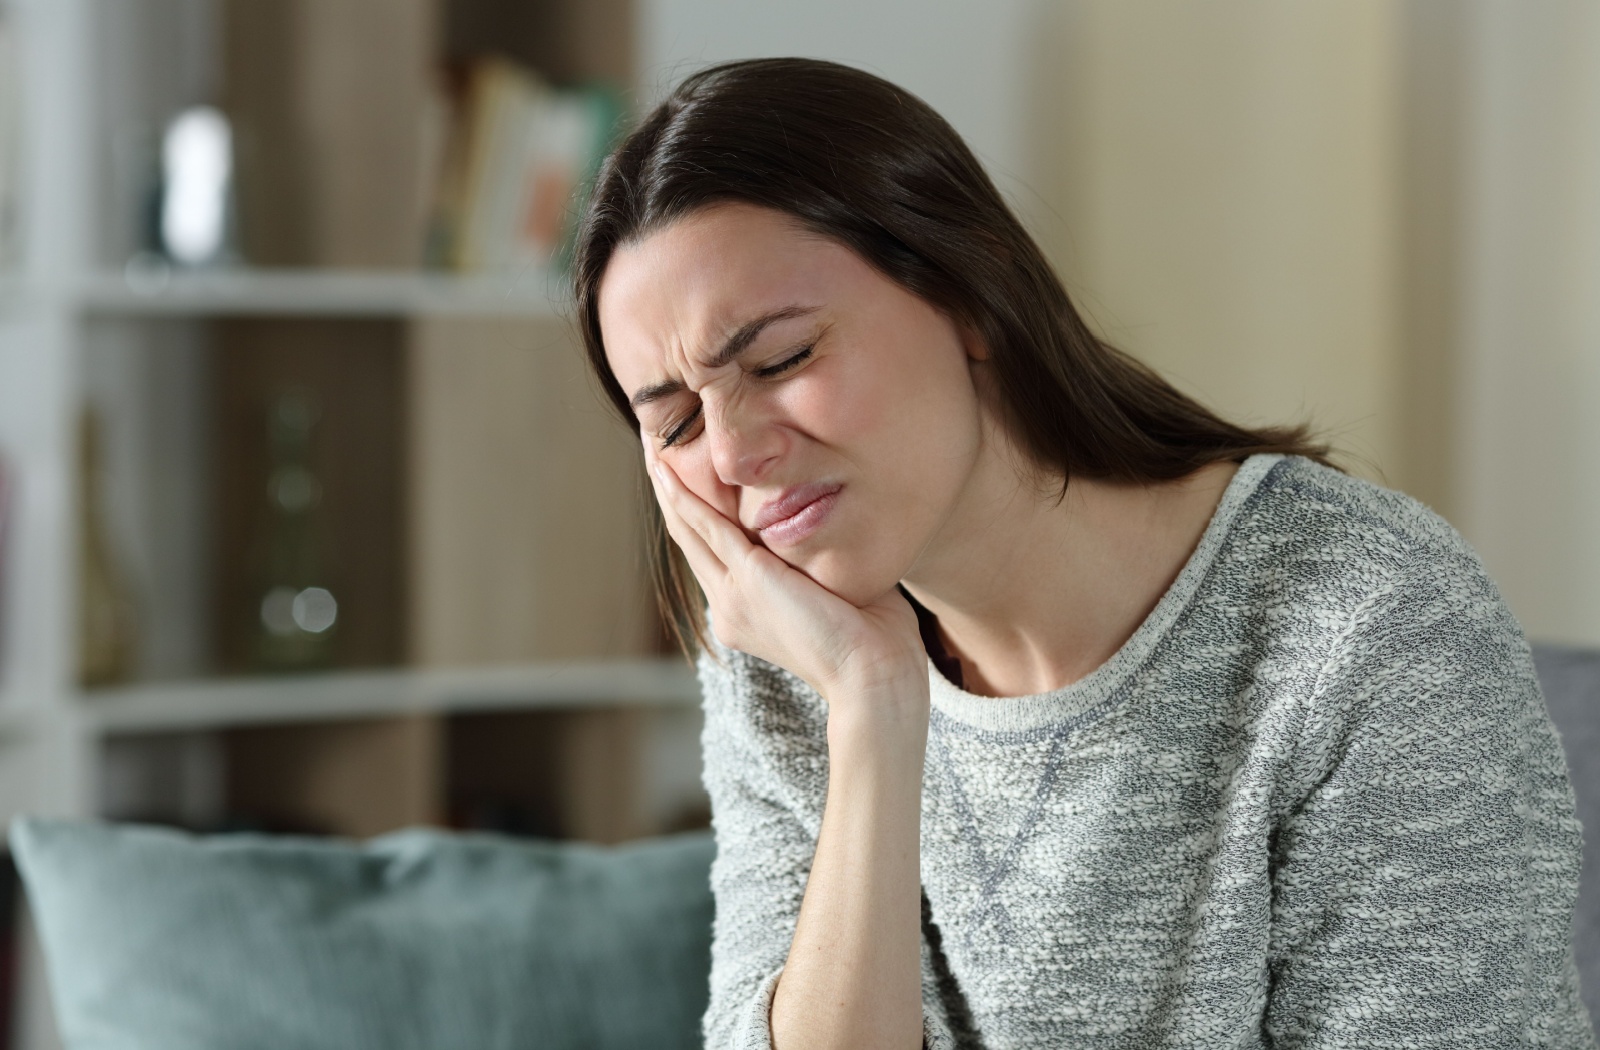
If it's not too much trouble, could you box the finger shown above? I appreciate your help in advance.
[649,456,770,575]
[643,453,726,584]
[647,455,853,665]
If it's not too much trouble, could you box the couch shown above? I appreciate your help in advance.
[12,643,1600,1048]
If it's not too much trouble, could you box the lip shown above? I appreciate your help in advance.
[751,482,843,547]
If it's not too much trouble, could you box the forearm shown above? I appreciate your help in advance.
[770,689,928,1050]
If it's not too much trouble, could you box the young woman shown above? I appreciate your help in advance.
[574,58,1594,1049]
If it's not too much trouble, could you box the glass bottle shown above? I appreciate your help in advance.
[251,391,338,671]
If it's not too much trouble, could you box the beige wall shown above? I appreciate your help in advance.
[1027,0,1600,646]
[1030,0,1404,484]
[1450,1,1600,646]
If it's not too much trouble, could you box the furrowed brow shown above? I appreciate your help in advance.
[629,377,684,412]
[706,304,818,368]
[628,304,819,412]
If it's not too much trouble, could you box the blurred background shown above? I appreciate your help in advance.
[0,0,1596,1045]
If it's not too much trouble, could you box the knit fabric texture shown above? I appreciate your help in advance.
[697,453,1596,1049]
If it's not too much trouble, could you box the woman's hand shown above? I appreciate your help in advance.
[646,449,926,710]
[650,448,931,1050]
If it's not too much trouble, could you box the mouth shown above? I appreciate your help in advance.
[752,482,843,548]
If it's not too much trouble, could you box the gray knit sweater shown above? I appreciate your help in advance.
[697,454,1596,1048]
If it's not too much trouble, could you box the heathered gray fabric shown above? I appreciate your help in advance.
[698,454,1597,1049]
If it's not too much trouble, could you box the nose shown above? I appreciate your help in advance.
[705,399,785,488]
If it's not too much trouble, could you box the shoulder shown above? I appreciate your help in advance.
[1238,458,1554,785]
[1244,454,1480,592]
[1223,455,1513,647]
[1242,451,1528,660]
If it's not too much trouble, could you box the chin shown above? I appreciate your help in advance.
[784,546,906,607]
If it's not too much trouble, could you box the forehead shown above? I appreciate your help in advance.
[597,203,860,385]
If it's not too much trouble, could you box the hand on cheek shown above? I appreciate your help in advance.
[643,443,926,705]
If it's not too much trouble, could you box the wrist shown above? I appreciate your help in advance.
[823,674,930,755]
[823,646,928,703]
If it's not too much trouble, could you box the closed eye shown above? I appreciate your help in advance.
[660,404,702,449]
[659,341,816,448]
[754,343,814,378]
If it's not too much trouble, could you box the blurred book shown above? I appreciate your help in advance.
[0,9,22,271]
[427,57,619,274]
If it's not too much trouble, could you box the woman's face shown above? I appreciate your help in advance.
[598,201,991,605]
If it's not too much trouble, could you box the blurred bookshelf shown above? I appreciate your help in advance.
[0,0,688,1046]
[1,0,683,815]
[84,659,696,735]
[77,268,571,318]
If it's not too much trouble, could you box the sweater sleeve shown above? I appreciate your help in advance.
[1263,549,1596,1047]
[696,639,959,1050]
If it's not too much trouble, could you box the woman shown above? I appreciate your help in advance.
[575,58,1593,1049]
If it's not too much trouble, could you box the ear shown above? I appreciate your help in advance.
[959,322,991,363]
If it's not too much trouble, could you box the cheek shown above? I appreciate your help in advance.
[808,350,979,472]
[660,443,742,523]
[769,347,914,449]
[771,377,857,445]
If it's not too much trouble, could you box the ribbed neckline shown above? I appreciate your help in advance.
[927,453,1284,733]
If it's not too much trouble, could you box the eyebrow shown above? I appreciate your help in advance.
[628,304,819,411]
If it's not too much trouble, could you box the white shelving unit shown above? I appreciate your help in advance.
[0,2,699,1047]
[1,0,695,801]
[1,0,94,828]
[76,268,572,319]
[1,0,689,753]
[3,5,105,1045]
[84,659,698,735]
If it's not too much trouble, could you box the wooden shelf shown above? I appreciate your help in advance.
[80,658,699,734]
[76,268,571,318]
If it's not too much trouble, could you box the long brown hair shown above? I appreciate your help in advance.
[573,58,1332,653]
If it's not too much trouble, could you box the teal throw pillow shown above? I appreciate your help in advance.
[9,818,714,1050]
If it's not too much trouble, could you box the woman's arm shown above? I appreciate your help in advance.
[1265,551,1594,1047]
[649,456,938,1050]
[770,676,929,1050]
